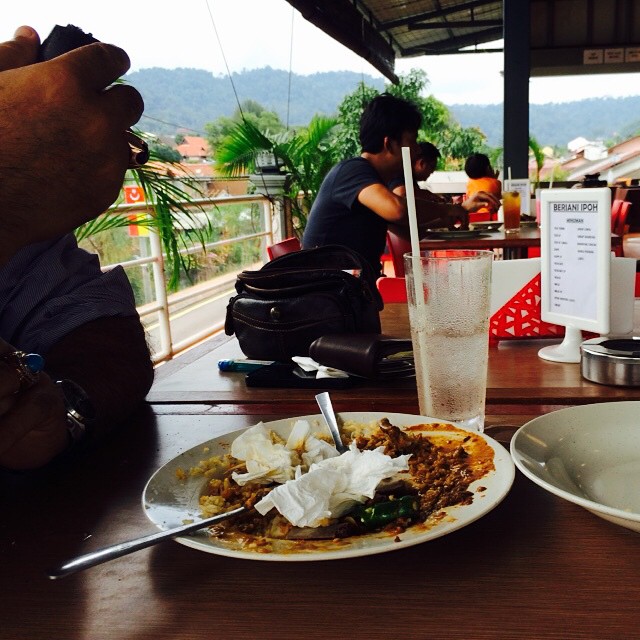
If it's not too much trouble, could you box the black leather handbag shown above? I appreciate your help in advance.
[225,245,383,361]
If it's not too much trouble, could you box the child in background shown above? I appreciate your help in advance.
[464,153,502,221]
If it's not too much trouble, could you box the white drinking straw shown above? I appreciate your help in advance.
[402,146,428,415]
[401,146,425,309]
[402,147,421,257]
[507,166,512,186]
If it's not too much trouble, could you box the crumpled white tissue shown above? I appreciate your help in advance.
[231,420,339,486]
[292,356,349,378]
[255,444,411,527]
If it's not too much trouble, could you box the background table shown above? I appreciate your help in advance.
[419,226,622,260]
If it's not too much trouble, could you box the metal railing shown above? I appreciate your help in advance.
[99,194,279,363]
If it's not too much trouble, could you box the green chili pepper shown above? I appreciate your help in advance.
[351,495,419,528]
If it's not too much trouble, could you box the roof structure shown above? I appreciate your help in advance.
[564,135,640,183]
[285,0,640,178]
[285,0,640,82]
[177,136,211,160]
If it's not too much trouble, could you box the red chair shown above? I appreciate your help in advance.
[266,237,301,260]
[611,199,631,256]
[614,201,631,237]
[611,199,623,233]
[380,238,394,274]
[376,277,407,303]
[386,230,412,277]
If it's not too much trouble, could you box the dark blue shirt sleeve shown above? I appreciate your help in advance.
[0,234,140,354]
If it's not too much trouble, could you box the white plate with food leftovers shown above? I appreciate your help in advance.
[143,412,514,561]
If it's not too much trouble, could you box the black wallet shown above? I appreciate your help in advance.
[309,333,414,379]
[245,362,357,389]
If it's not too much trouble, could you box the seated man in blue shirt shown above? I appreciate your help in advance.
[302,94,498,275]
[0,26,152,470]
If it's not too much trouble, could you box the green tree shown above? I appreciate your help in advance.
[149,142,182,163]
[76,139,211,291]
[332,69,492,168]
[528,135,545,187]
[437,125,488,169]
[215,115,338,235]
[205,99,285,150]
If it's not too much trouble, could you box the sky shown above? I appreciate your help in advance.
[2,0,640,107]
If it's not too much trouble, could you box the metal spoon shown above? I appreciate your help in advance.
[47,506,246,580]
[315,392,349,454]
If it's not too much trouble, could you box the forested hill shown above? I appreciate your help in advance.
[127,66,640,148]
[127,66,385,135]
[450,98,640,148]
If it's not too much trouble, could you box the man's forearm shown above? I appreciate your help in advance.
[43,316,154,437]
[415,200,465,227]
[397,198,465,229]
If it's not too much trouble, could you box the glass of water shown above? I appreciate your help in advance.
[404,250,493,432]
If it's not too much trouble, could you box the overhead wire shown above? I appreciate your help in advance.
[286,7,295,129]
[204,0,244,120]
[140,114,204,136]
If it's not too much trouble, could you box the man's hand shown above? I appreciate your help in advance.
[0,26,144,263]
[0,339,68,470]
[462,191,501,214]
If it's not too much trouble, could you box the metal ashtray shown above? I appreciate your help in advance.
[581,337,640,386]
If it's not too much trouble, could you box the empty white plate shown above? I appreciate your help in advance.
[511,402,640,532]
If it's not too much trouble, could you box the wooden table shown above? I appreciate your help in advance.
[419,226,622,260]
[4,403,640,640]
[5,306,640,639]
[147,307,640,413]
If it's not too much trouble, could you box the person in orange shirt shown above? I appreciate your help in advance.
[464,153,501,221]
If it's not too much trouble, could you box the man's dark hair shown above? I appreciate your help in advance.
[418,141,441,163]
[359,93,422,153]
[464,153,492,179]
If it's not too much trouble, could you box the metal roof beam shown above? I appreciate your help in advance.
[284,0,399,82]
[402,26,503,55]
[381,0,500,30]
[409,19,502,30]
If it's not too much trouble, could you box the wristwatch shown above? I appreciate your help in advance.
[55,379,96,445]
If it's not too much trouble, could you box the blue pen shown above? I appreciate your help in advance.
[217,359,273,373]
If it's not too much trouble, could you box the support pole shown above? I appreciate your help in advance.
[503,0,531,179]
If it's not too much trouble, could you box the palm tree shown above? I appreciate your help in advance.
[529,135,545,188]
[215,116,338,235]
[75,142,211,290]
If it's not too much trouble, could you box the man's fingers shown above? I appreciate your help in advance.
[55,41,131,91]
[0,26,40,72]
[0,381,63,455]
[102,83,145,129]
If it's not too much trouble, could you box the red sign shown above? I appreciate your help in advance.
[124,185,145,204]
[123,185,149,236]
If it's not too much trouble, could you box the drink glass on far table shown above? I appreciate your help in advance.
[503,191,521,234]
[404,250,493,433]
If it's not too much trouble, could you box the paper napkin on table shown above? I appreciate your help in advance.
[255,444,411,528]
[291,356,350,378]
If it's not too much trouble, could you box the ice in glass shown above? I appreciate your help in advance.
[404,250,493,432]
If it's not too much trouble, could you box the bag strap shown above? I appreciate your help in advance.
[264,244,368,273]
[235,244,383,310]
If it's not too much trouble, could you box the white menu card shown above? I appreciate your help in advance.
[504,178,531,216]
[539,188,612,362]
